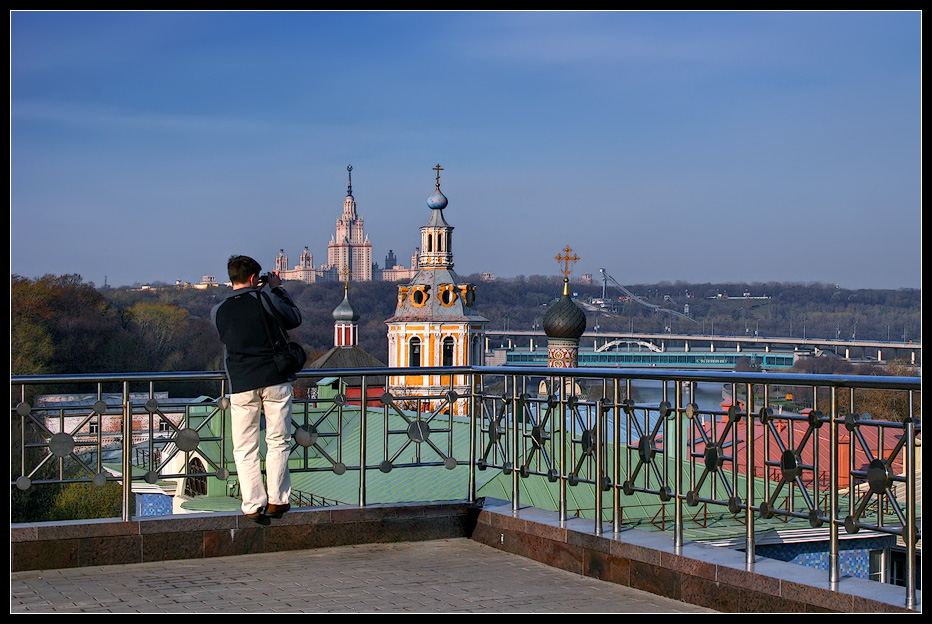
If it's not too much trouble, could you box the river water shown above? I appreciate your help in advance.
[557,380,728,443]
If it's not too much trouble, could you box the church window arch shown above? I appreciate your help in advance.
[442,336,456,367]
[409,337,422,367]
[184,457,208,497]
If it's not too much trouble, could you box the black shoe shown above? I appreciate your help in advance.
[245,510,271,526]
[266,503,290,519]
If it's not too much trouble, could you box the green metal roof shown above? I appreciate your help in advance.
[175,406,500,511]
[112,403,912,546]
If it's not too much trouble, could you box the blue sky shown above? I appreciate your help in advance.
[11,11,922,289]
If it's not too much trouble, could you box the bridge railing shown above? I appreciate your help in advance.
[11,366,920,608]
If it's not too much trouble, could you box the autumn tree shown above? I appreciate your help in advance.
[126,301,190,370]
[838,361,921,423]
[11,274,137,374]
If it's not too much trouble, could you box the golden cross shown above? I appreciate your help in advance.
[555,246,579,278]
[340,264,351,288]
[433,163,443,188]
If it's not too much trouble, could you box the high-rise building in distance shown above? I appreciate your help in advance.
[326,165,372,282]
[276,165,417,284]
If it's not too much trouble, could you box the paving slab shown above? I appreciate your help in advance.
[11,538,717,613]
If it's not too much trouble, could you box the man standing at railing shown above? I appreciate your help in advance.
[211,255,303,525]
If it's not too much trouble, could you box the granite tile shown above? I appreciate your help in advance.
[715,564,782,596]
[35,518,140,540]
[659,550,717,581]
[137,513,234,534]
[12,539,80,572]
[630,559,681,601]
[142,530,204,563]
[79,534,143,567]
[585,548,630,586]
[780,578,853,612]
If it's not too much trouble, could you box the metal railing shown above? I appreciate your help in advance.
[11,365,921,608]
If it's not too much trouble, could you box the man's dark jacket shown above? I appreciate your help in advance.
[211,285,303,393]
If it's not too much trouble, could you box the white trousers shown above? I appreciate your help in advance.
[230,383,293,515]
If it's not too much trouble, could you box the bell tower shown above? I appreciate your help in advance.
[385,165,487,414]
[418,164,454,270]
[333,267,360,348]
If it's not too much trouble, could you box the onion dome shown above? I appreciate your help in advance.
[427,187,448,210]
[543,279,587,340]
[332,287,360,322]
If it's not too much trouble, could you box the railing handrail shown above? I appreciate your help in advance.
[12,365,921,391]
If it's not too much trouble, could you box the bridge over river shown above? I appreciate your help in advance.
[485,330,920,369]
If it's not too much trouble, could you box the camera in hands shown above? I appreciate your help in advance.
[256,273,273,287]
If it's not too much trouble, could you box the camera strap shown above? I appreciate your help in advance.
[254,290,288,348]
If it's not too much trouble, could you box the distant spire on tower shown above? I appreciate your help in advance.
[333,264,360,347]
[347,164,353,196]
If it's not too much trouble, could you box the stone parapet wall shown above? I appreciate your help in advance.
[472,499,916,613]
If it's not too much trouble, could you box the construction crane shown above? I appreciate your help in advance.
[599,268,697,324]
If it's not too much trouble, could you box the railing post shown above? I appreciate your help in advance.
[905,390,917,609]
[17,385,26,483]
[613,378,622,534]
[829,386,840,588]
[511,374,520,514]
[468,372,477,503]
[625,378,632,516]
[594,391,603,536]
[847,387,855,526]
[121,382,133,522]
[359,374,368,507]
[558,374,568,523]
[219,378,229,492]
[745,382,755,567]
[674,380,683,552]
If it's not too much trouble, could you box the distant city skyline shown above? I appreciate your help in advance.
[11,11,921,290]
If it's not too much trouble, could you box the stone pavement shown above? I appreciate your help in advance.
[11,538,716,613]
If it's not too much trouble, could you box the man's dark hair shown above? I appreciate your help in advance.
[228,255,261,285]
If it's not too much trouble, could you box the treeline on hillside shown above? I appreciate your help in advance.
[465,275,920,344]
[11,274,921,380]
[12,275,224,382]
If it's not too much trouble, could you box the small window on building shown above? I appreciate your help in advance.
[440,286,456,306]
[889,547,921,589]
[869,549,885,583]
[442,337,455,367]
[409,337,422,367]
[184,458,208,497]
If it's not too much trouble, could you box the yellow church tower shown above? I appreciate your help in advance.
[385,165,487,414]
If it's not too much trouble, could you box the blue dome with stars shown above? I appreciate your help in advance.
[427,189,448,210]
